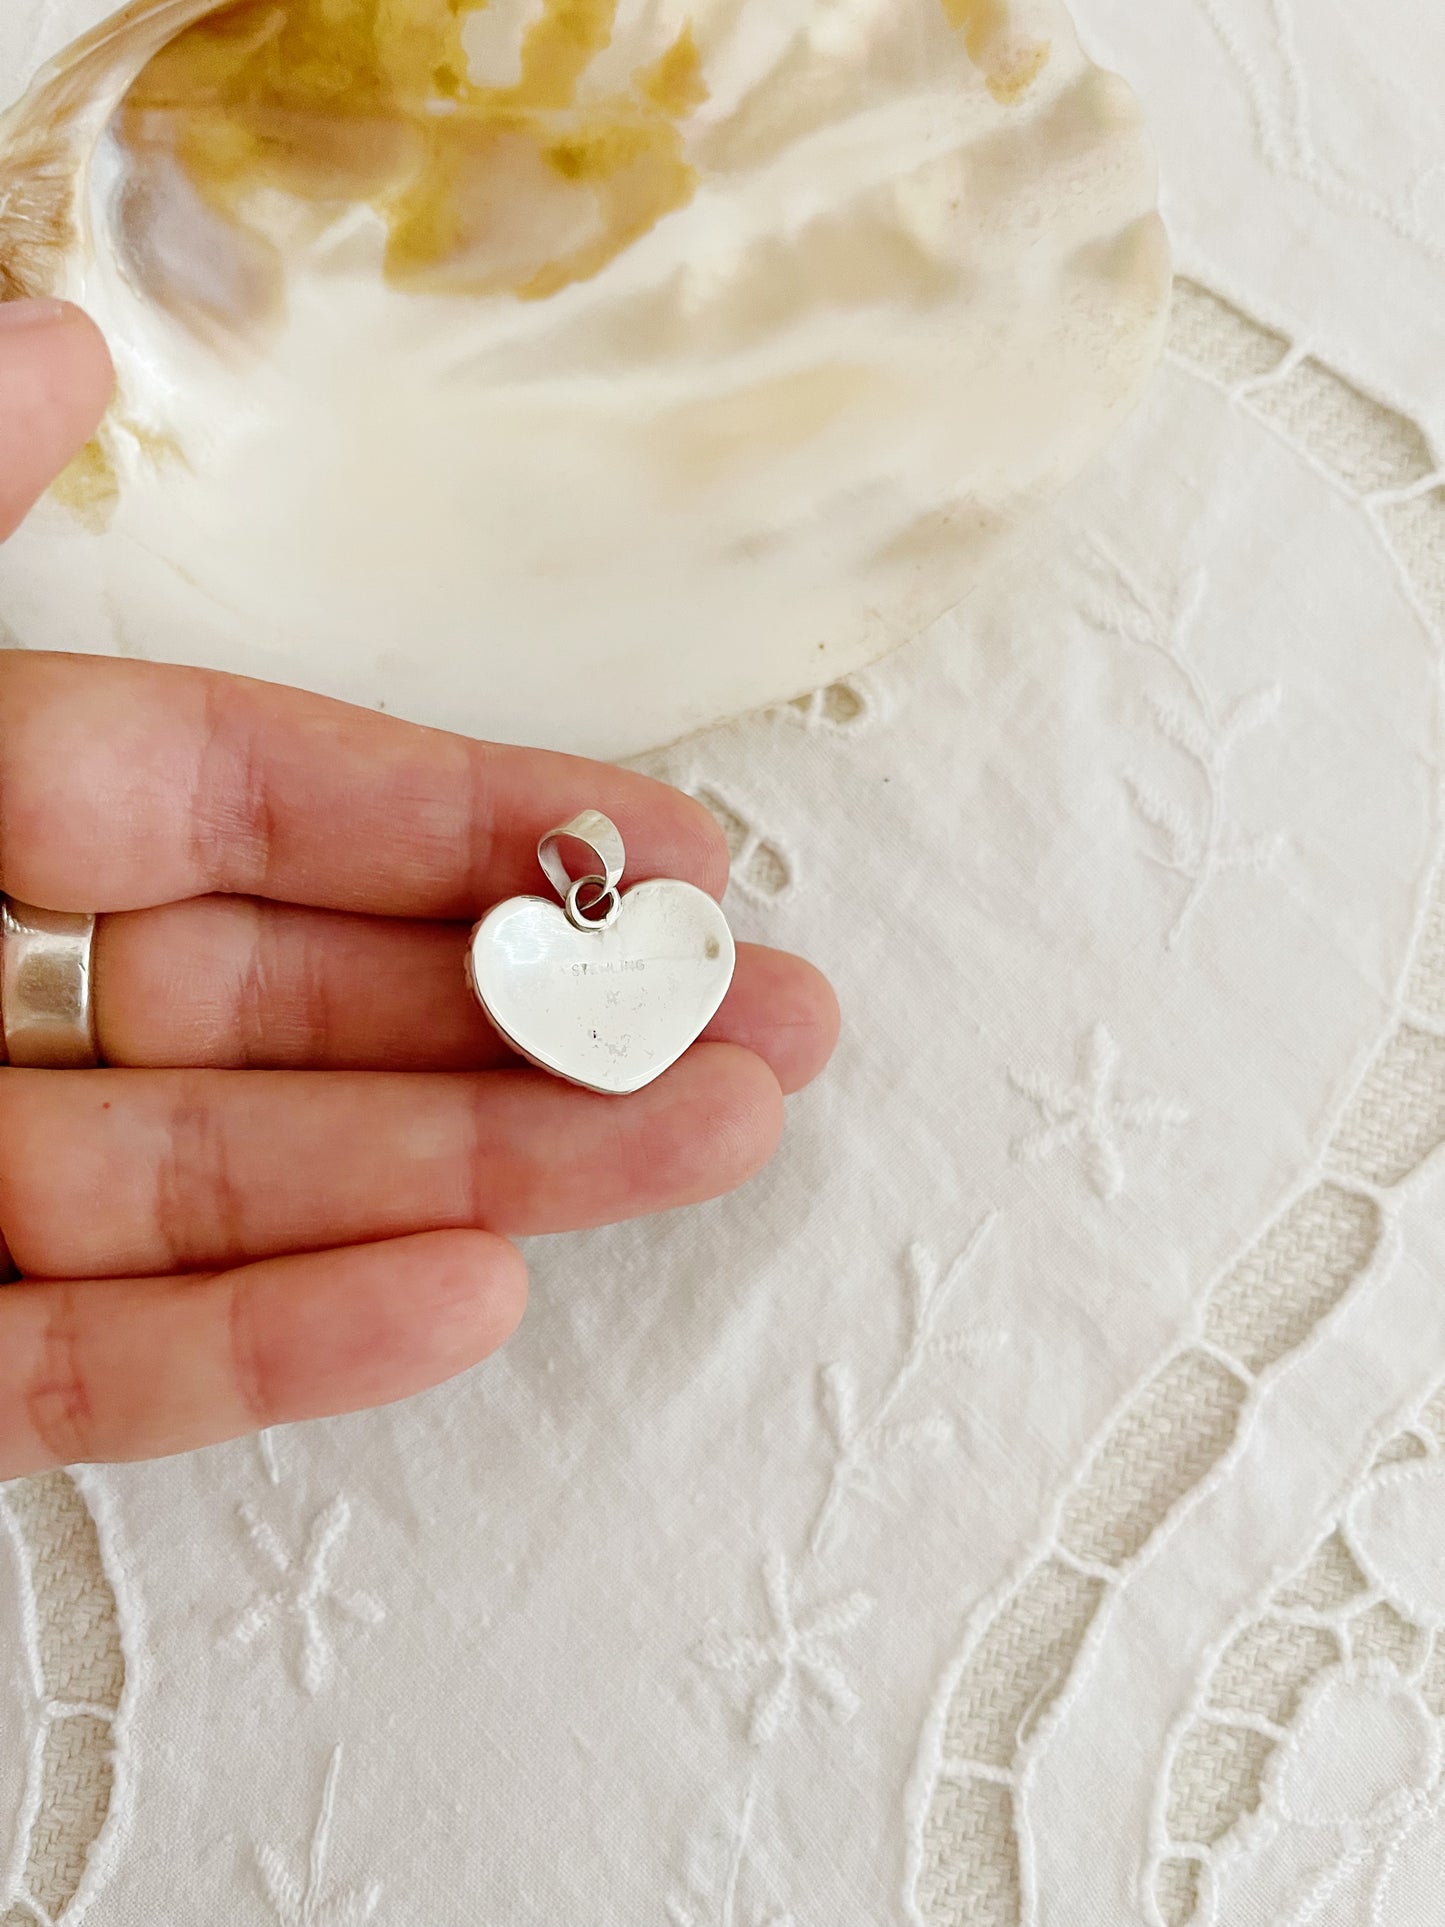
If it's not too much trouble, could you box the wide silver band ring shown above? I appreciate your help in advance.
[0,896,102,1070]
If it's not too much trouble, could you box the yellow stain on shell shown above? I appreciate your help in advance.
[942,0,1010,60]
[117,0,709,305]
[941,0,1049,103]
[49,417,186,529]
[51,437,121,529]
[655,364,891,485]
[637,27,707,117]
[986,40,1050,103]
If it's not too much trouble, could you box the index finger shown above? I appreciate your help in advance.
[0,653,728,917]
[0,302,115,541]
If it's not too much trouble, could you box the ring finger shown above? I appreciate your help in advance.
[0,1045,783,1279]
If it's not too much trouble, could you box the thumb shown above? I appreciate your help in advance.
[0,300,115,542]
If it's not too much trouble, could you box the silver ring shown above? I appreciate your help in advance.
[0,897,102,1069]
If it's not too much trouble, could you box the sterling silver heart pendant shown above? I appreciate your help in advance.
[466,810,736,1096]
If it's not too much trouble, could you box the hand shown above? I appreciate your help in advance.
[0,301,839,1478]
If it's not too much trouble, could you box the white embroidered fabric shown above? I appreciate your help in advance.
[5,3,1445,1925]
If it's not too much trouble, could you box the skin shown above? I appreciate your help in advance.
[0,300,840,1478]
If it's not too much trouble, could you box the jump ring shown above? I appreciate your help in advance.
[565,876,623,931]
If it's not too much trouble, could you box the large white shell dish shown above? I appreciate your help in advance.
[0,0,1168,758]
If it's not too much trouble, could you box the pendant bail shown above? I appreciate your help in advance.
[537,811,626,909]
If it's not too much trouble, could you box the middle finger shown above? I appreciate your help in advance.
[93,897,838,1094]
[0,1046,782,1279]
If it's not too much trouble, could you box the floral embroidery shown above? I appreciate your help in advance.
[1082,542,1285,949]
[1229,1665,1445,1927]
[257,1745,380,1927]
[1147,1380,1445,1922]
[688,1230,999,1885]
[257,1429,283,1487]
[699,1554,873,1748]
[667,1785,796,1927]
[229,1498,384,1696]
[1194,0,1445,259]
[1010,1023,1187,1200]
[811,1223,998,1557]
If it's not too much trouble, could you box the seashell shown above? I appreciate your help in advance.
[0,0,1168,758]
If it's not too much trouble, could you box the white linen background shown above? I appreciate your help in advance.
[5,2,1445,1924]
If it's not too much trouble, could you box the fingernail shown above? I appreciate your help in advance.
[0,298,71,332]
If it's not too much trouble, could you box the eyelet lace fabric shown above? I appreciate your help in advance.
[5,1,1445,1922]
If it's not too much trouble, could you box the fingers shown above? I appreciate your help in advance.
[0,302,115,541]
[94,898,841,1094]
[0,651,728,917]
[0,1045,784,1279]
[0,1230,527,1477]
[704,944,841,1097]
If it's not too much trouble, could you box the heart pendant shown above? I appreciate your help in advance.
[467,811,736,1096]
